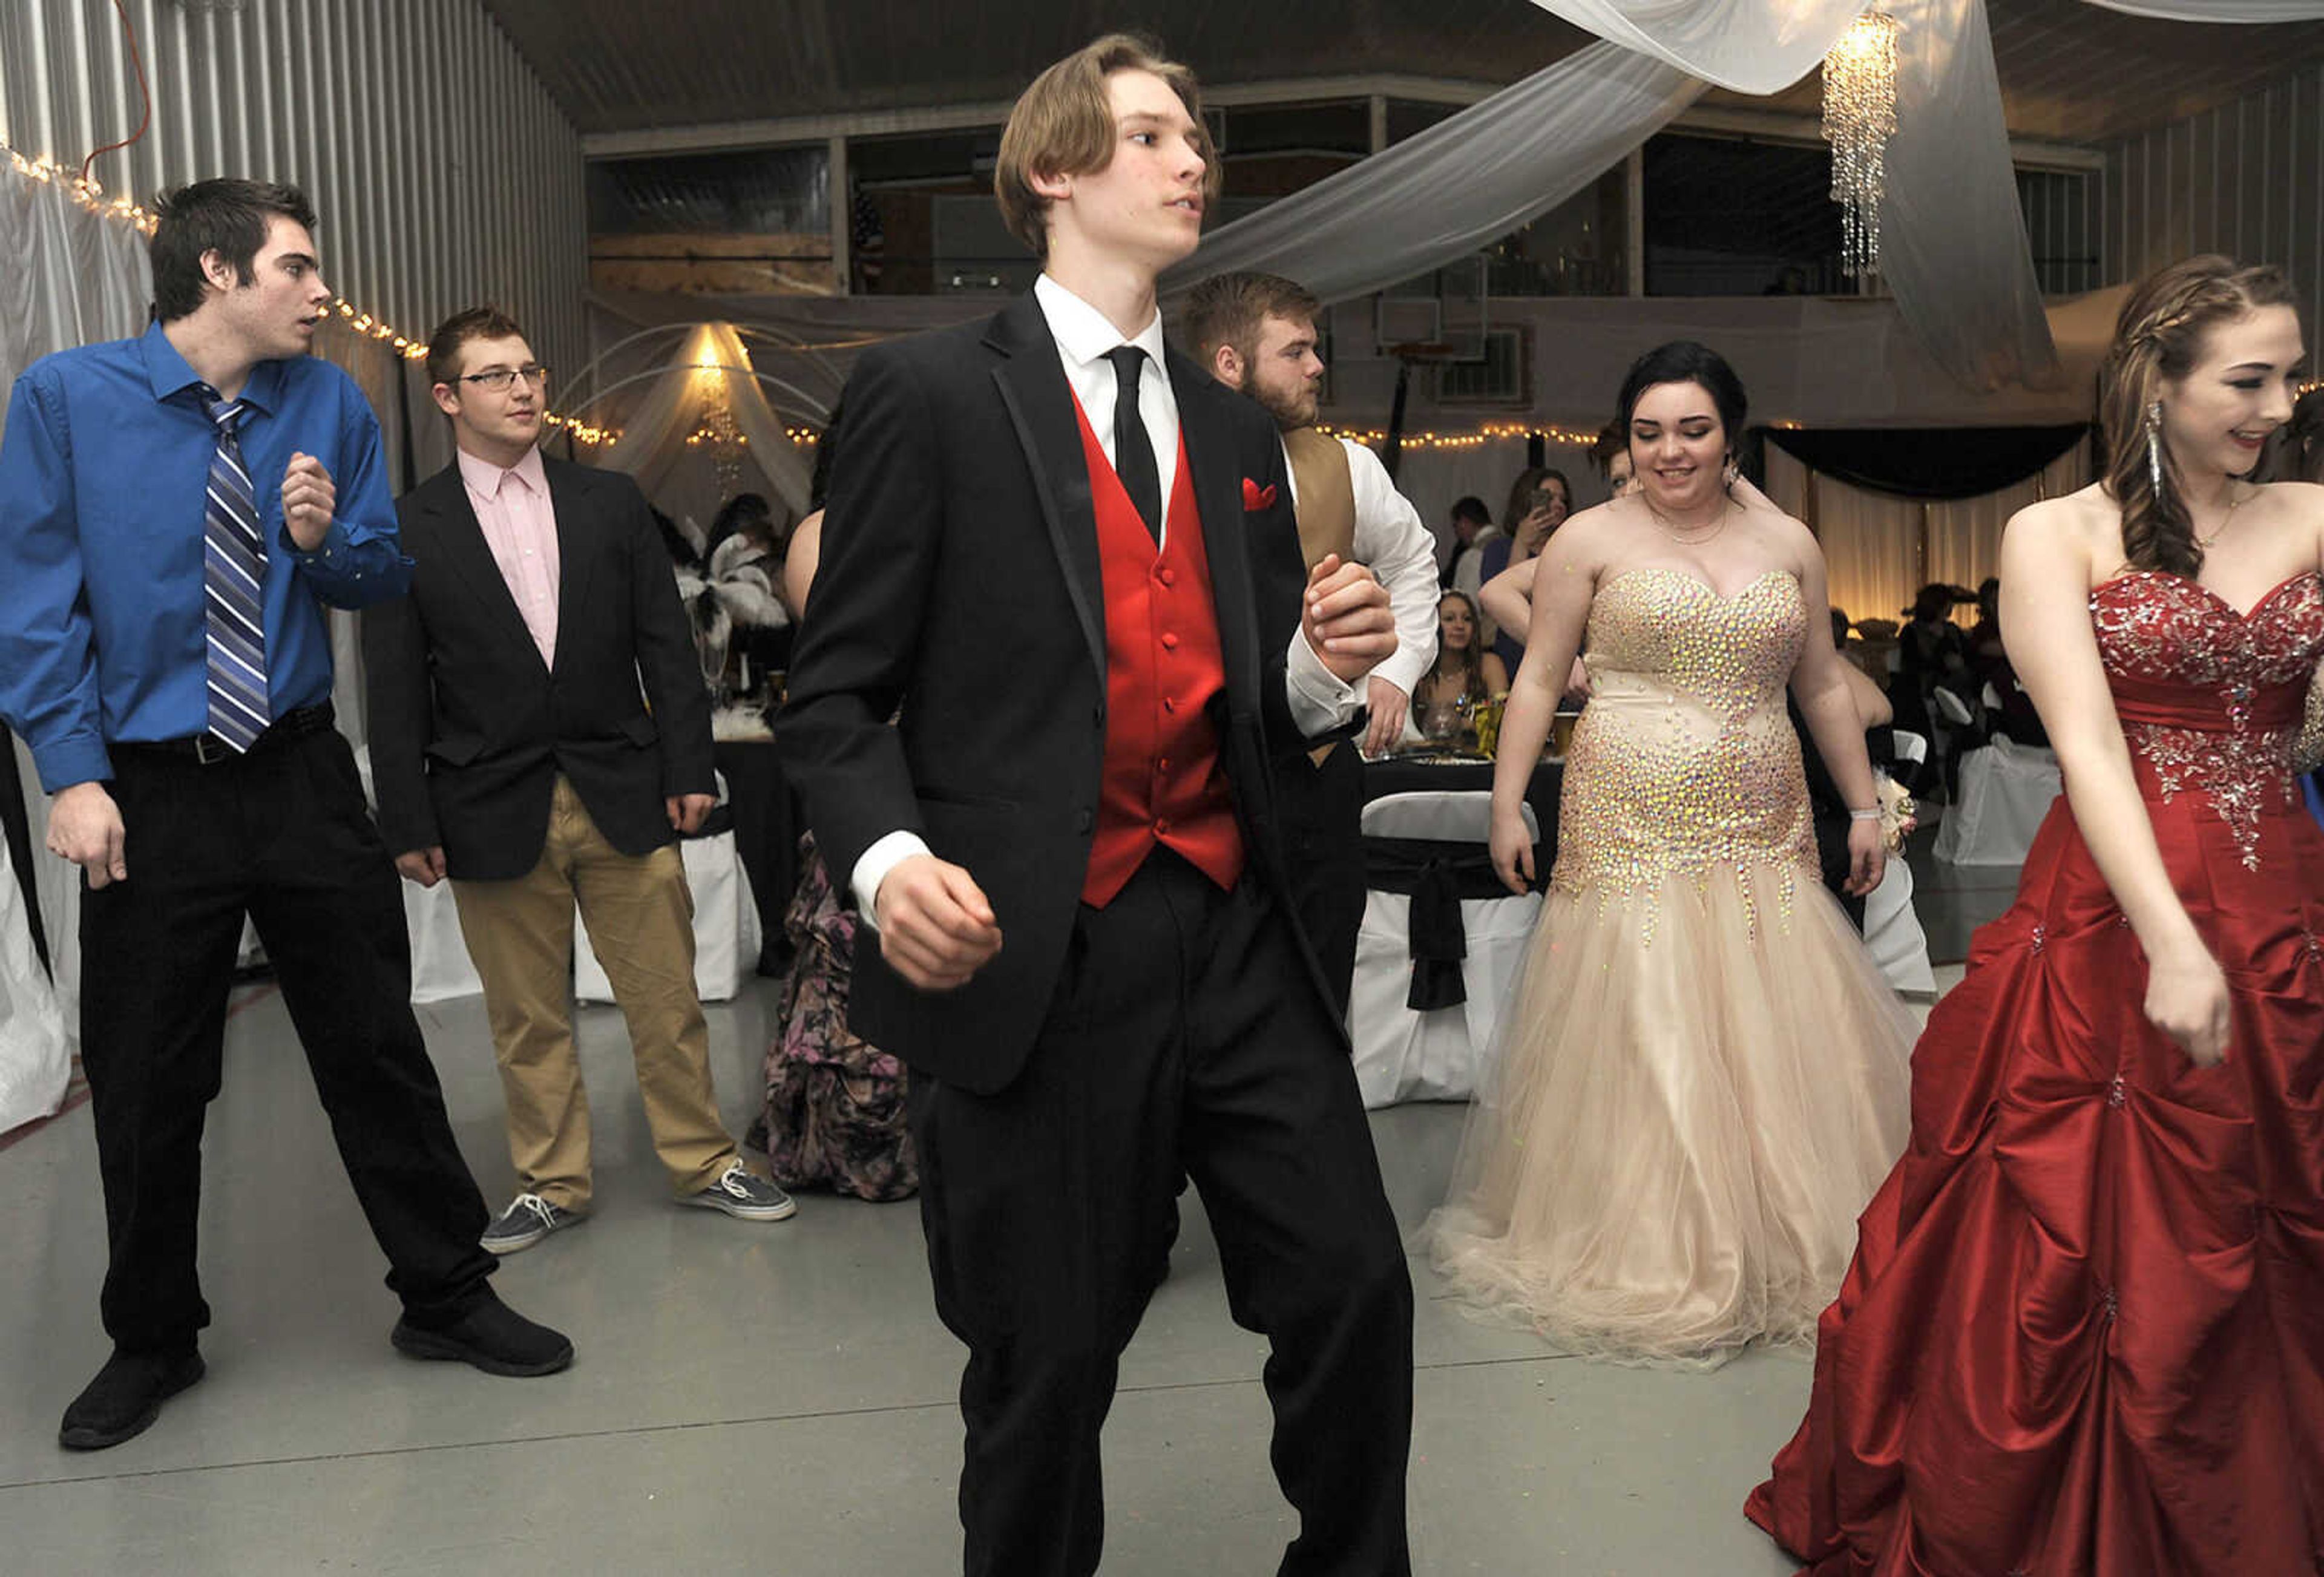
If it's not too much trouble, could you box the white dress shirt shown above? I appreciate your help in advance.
[1283,435,1440,701]
[849,274,1364,923]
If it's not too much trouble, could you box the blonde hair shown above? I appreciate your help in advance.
[2099,255,2299,575]
[993,33,1219,260]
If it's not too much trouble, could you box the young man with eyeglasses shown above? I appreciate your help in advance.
[363,307,793,1257]
[0,181,573,1452]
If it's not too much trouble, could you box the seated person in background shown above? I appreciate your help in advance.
[1476,467,1569,672]
[1889,582,1972,753]
[1407,590,1508,749]
[1963,574,2048,748]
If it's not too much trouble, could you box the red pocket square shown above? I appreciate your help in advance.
[1242,477,1278,511]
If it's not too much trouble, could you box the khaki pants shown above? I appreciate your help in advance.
[451,777,734,1211]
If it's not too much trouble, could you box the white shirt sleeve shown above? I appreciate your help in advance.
[849,829,933,930]
[1341,438,1440,699]
[1286,629,1364,735]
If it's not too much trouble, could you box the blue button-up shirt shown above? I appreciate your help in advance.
[0,322,412,792]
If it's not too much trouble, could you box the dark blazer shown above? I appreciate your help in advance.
[363,456,715,882]
[778,292,1341,1094]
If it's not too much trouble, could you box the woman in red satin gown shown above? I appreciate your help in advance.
[1748,256,2324,1575]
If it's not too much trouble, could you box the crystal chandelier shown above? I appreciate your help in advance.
[1822,10,1900,280]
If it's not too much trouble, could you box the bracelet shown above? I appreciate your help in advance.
[1847,807,1882,821]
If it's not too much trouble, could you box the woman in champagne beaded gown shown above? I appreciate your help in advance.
[1424,343,1916,1368]
[1748,257,2324,1575]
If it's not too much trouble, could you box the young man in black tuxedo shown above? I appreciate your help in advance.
[778,33,1415,1577]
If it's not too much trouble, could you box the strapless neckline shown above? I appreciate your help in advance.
[2090,568,2319,624]
[1600,565,1797,605]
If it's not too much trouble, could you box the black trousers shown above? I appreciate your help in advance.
[907,850,1414,1577]
[79,724,495,1354]
[1275,744,1368,1018]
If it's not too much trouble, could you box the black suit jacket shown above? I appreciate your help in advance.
[778,292,1342,1094]
[363,456,715,882]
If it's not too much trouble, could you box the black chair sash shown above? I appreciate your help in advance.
[1362,834,1516,1011]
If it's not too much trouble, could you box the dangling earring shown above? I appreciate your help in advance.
[2145,399,2165,497]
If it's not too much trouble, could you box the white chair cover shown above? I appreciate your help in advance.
[1861,842,1938,997]
[352,746,485,1002]
[0,834,71,1135]
[1933,736,2061,867]
[1348,790,1543,1110]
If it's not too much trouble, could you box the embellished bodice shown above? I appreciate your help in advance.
[1554,568,1816,935]
[2088,570,2324,871]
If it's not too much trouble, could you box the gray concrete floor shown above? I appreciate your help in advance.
[0,870,1996,1576]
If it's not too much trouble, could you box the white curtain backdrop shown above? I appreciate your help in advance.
[0,169,151,402]
[599,323,813,519]
[1765,442,2089,625]
[1525,0,1870,92]
[1164,42,1705,306]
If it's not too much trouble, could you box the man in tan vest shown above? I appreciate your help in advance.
[1182,272,1439,1009]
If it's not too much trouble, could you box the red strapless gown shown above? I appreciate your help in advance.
[1747,571,2324,1576]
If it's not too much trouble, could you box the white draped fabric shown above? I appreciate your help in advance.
[1879,0,2062,392]
[1524,0,1870,93]
[0,168,151,409]
[1164,42,1705,307]
[598,322,813,519]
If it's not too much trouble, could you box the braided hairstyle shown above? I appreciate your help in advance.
[2099,255,2298,576]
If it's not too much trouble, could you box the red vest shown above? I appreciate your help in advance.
[1072,396,1244,907]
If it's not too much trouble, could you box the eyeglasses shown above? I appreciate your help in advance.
[458,364,550,392]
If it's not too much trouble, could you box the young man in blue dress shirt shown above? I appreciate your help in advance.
[0,179,572,1451]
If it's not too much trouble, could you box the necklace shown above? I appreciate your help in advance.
[2194,484,2247,548]
[1643,494,1732,544]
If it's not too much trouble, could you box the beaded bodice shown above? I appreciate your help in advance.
[1554,568,1815,937]
[2089,569,2324,871]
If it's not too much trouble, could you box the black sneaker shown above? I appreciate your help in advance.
[680,1161,798,1221]
[390,1294,573,1377]
[479,1193,585,1255]
[59,1348,206,1451]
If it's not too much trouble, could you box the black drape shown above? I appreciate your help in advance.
[1762,424,2087,501]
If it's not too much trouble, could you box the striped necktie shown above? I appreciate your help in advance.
[200,388,270,751]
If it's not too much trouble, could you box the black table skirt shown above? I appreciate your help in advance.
[1359,756,1562,886]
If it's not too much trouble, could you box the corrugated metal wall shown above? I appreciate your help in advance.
[2103,63,2324,335]
[0,0,586,373]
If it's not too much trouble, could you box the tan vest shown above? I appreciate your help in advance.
[1282,428,1359,763]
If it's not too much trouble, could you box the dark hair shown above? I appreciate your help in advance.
[1180,272,1321,370]
[1587,421,1627,477]
[149,179,319,323]
[1911,583,1965,623]
[2099,255,2300,575]
[1830,608,1852,644]
[1613,340,1749,445]
[1449,495,1491,526]
[1501,467,1570,531]
[425,306,528,389]
[994,33,1218,260]
[651,505,700,571]
[709,492,780,555]
[1433,590,1492,706]
[2288,387,2324,485]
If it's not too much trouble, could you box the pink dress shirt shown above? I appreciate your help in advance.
[457,445,561,668]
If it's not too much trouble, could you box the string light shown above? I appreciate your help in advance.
[1318,419,1604,451]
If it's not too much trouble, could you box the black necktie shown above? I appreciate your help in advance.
[1105,345,1162,543]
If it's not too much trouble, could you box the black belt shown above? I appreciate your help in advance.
[117,703,336,765]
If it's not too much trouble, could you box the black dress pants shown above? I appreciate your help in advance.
[1275,744,1368,1018]
[79,724,495,1354]
[907,850,1414,1577]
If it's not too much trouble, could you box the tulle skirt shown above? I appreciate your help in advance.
[1423,860,1915,1368]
